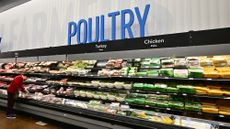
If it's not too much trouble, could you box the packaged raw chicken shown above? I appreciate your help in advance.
[174,69,188,78]
[174,58,187,68]
[186,57,200,68]
[159,68,174,77]
[202,102,219,114]
[188,68,204,78]
[161,58,174,68]
[213,56,228,67]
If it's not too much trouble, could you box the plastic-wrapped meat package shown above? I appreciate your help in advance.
[76,102,88,109]
[42,87,50,95]
[110,70,120,76]
[63,99,78,107]
[26,77,37,82]
[50,97,63,104]
[174,69,188,78]
[114,82,124,89]
[23,93,34,99]
[74,90,80,97]
[150,58,161,68]
[161,58,174,68]
[188,68,204,78]
[27,77,47,82]
[174,58,187,68]
[0,69,5,72]
[106,108,118,114]
[186,57,200,68]
[27,84,36,92]
[213,56,228,67]
[106,60,115,69]
[65,87,74,96]
[15,62,26,68]
[106,59,123,69]
[116,94,126,102]
[60,78,68,85]
[33,92,44,100]
[98,69,110,76]
[107,94,116,101]
[27,84,46,93]
[4,76,14,81]
[0,82,6,87]
[121,61,128,68]
[56,87,65,95]
[0,89,7,95]
[200,57,213,67]
[4,63,15,70]
[5,69,13,73]
[159,68,174,77]
[39,85,48,91]
[42,94,56,102]
[114,59,123,68]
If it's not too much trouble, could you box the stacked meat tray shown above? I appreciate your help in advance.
[0,55,230,129]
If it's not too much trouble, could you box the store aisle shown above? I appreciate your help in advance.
[0,110,62,129]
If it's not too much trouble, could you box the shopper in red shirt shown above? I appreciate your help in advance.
[7,74,28,119]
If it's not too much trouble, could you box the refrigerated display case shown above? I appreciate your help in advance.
[0,28,230,129]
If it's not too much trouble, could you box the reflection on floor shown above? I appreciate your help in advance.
[0,109,63,129]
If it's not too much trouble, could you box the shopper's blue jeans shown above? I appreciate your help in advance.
[7,92,16,116]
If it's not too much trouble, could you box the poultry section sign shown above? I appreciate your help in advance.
[68,4,150,45]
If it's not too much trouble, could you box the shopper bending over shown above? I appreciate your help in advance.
[7,74,28,119]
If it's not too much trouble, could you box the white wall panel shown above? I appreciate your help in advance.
[0,0,229,52]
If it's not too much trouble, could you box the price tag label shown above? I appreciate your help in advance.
[166,108,171,110]
[219,115,224,118]
[121,105,130,109]
[95,44,107,52]
[145,105,150,107]
[198,112,202,115]
[207,78,212,80]
[188,78,194,80]
[110,102,120,108]
[182,93,187,96]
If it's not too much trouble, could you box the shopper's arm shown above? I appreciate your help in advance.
[19,83,26,93]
